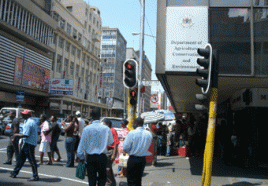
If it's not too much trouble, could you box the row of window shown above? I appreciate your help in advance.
[0,0,53,46]
[167,0,268,6]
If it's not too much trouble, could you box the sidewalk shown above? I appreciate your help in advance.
[114,156,268,186]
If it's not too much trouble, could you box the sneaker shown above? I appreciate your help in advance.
[28,177,39,181]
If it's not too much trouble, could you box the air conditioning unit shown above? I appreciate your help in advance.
[73,35,77,39]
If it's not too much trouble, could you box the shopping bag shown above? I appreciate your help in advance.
[76,162,86,180]
[118,154,129,168]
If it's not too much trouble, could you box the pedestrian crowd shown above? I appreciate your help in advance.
[4,108,153,186]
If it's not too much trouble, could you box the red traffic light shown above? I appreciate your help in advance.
[126,63,133,70]
[130,90,136,97]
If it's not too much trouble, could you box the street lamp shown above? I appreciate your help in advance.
[132,32,156,38]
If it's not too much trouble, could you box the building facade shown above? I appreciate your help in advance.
[48,0,107,117]
[0,0,57,115]
[99,27,127,117]
[126,48,152,113]
[156,0,268,168]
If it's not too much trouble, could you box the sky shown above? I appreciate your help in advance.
[87,0,163,92]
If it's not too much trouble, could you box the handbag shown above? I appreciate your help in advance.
[76,162,86,180]
[118,154,129,168]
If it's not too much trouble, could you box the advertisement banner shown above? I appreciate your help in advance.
[14,57,50,91]
[165,7,208,72]
[49,79,74,95]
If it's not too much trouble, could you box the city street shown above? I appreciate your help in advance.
[1,135,268,186]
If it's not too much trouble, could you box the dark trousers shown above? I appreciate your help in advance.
[127,156,146,186]
[106,149,116,186]
[86,154,107,186]
[6,139,19,163]
[65,137,76,167]
[12,142,38,178]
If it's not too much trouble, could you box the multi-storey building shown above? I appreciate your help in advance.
[0,0,57,115]
[48,0,107,117]
[126,48,152,113]
[99,27,127,117]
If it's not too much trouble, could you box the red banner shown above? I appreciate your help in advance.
[14,57,50,91]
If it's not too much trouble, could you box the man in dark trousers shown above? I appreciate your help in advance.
[103,119,119,186]
[77,108,113,186]
[123,118,153,186]
[10,109,39,181]
[4,110,20,165]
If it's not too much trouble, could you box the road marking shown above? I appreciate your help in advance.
[0,151,50,160]
[0,148,7,151]
[0,167,88,184]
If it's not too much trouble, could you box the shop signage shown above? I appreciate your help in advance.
[14,57,50,91]
[165,6,208,72]
[49,79,74,95]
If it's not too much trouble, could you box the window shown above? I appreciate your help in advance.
[71,46,76,56]
[58,37,64,48]
[64,58,69,76]
[70,62,74,75]
[81,68,85,82]
[59,18,65,29]
[85,8,88,15]
[76,65,80,77]
[56,55,62,72]
[92,29,95,36]
[82,53,86,62]
[65,42,70,52]
[88,25,91,33]
[73,29,77,39]
[67,23,72,35]
[87,41,91,50]
[85,21,87,28]
[97,21,99,28]
[77,49,81,59]
[87,56,90,66]
[93,17,96,24]
[78,33,82,42]
[53,34,57,44]
[66,6,73,12]
[89,13,92,20]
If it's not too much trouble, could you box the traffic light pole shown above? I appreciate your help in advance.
[202,50,219,186]
[137,0,145,117]
[127,88,137,131]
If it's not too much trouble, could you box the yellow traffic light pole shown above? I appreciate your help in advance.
[202,88,218,186]
[201,50,219,186]
[127,88,136,131]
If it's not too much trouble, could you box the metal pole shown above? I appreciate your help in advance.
[137,0,145,117]
[18,42,27,108]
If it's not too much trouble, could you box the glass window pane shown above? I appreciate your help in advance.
[210,8,251,75]
[210,0,250,6]
[254,8,268,76]
[167,0,207,6]
[253,0,268,6]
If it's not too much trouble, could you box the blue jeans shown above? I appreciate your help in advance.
[12,143,38,178]
[166,145,171,156]
[65,137,75,167]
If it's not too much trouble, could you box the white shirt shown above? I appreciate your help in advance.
[77,120,113,160]
[123,127,153,157]
[77,117,85,137]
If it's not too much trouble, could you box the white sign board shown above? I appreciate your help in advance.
[165,6,208,72]
[142,80,160,86]
[49,79,74,95]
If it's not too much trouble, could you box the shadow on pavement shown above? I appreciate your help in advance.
[154,162,174,167]
[0,181,24,186]
[189,156,268,180]
[39,177,61,183]
[118,181,128,186]
[222,181,262,186]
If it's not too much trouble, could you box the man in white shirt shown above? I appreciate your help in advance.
[123,118,153,186]
[77,108,113,186]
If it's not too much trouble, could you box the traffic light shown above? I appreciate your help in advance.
[196,44,212,94]
[123,59,138,89]
[129,89,137,106]
[195,94,208,111]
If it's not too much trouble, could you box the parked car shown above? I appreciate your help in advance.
[100,117,124,133]
[4,117,41,144]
